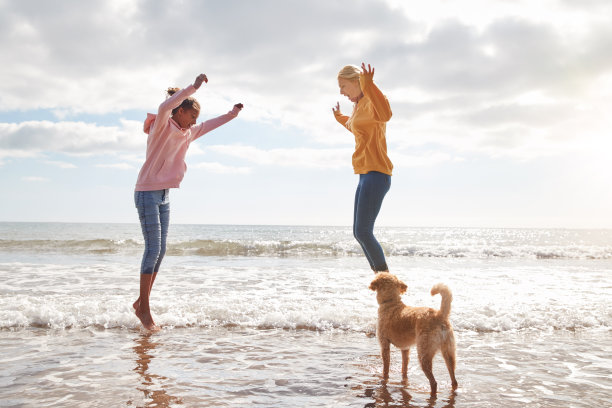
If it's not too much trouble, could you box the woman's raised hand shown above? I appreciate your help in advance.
[361,63,374,79]
[332,102,341,114]
[194,73,208,89]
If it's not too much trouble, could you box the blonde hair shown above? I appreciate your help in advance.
[337,65,361,81]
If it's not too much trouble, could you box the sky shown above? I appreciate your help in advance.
[1,0,611,228]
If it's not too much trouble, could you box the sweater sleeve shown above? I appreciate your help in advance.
[158,85,197,120]
[359,74,392,122]
[148,85,197,137]
[333,110,351,131]
[190,105,241,142]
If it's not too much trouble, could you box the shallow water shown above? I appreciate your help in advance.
[1,223,611,407]
[1,327,610,407]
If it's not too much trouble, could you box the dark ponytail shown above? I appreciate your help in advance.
[167,87,200,115]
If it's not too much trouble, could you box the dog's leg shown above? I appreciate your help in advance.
[441,339,458,389]
[417,344,437,395]
[401,349,409,379]
[380,339,391,381]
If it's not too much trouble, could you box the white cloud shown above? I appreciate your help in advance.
[22,176,49,182]
[207,144,351,170]
[191,161,251,174]
[0,148,40,163]
[0,119,143,155]
[45,160,77,169]
[1,0,611,164]
[1,0,611,227]
[95,163,135,170]
[393,151,462,168]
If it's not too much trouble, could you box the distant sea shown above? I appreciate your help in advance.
[1,222,610,407]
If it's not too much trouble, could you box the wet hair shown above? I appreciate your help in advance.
[167,87,201,115]
[337,65,361,81]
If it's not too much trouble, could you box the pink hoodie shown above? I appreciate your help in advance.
[135,85,240,191]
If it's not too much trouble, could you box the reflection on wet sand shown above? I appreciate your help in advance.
[130,332,182,407]
[357,379,457,408]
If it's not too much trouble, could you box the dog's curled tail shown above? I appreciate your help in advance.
[431,283,453,319]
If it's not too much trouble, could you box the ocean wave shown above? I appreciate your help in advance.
[2,238,612,260]
[2,310,607,334]
[1,296,609,334]
[165,239,360,257]
[0,239,141,254]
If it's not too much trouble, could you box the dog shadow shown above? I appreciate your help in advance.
[360,379,457,408]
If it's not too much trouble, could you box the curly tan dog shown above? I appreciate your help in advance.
[369,272,458,395]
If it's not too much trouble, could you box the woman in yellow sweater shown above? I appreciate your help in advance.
[333,63,393,273]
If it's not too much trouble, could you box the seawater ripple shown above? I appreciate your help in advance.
[2,237,612,259]
[1,223,611,334]
[1,224,611,408]
[1,259,610,333]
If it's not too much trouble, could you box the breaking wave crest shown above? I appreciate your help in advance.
[2,238,611,259]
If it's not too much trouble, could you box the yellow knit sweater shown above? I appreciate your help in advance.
[334,73,393,175]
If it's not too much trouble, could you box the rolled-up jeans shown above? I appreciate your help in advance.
[134,189,170,275]
[353,171,391,271]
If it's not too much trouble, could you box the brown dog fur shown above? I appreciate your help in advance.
[369,272,458,395]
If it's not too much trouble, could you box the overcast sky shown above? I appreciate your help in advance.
[1,0,611,228]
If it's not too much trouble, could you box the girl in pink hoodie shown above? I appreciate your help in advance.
[134,73,243,330]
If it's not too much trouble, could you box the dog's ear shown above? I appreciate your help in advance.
[399,281,407,294]
[369,277,380,291]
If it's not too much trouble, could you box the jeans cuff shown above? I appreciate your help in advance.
[373,263,389,272]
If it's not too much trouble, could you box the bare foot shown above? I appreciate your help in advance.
[135,308,160,331]
[133,298,157,327]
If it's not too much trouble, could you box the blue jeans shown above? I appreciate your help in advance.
[353,172,391,271]
[135,189,170,275]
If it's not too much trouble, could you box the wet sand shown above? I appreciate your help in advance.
[1,326,610,407]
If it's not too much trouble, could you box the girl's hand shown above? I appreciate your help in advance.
[361,63,374,79]
[234,103,244,110]
[332,102,341,114]
[194,73,208,89]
